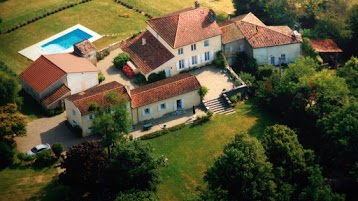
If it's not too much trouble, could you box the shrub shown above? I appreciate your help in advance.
[52,143,64,158]
[239,72,256,95]
[141,123,186,140]
[98,72,105,83]
[17,153,26,163]
[0,141,14,169]
[229,93,242,103]
[194,110,213,124]
[122,64,135,79]
[35,149,53,167]
[235,52,258,75]
[114,52,130,69]
[214,51,227,68]
[23,154,36,163]
[148,70,166,83]
[134,73,147,85]
[199,86,209,100]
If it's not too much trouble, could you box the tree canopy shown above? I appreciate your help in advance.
[204,133,277,200]
[0,103,27,139]
[0,71,21,107]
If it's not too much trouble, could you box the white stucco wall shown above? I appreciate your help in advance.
[65,99,83,132]
[66,72,99,95]
[253,43,301,65]
[131,90,200,124]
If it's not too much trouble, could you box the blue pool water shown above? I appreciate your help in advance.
[41,28,93,54]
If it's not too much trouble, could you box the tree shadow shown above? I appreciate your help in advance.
[27,179,77,201]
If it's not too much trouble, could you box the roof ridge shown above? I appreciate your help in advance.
[42,55,67,74]
[265,25,292,37]
[132,74,191,95]
[174,14,181,48]
[72,83,123,103]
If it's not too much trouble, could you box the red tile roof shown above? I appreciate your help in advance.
[20,55,66,93]
[42,84,71,107]
[307,39,343,53]
[44,53,99,73]
[67,81,130,116]
[220,23,245,44]
[220,12,302,48]
[147,7,222,48]
[74,39,97,55]
[122,31,174,75]
[130,73,201,108]
[20,53,99,93]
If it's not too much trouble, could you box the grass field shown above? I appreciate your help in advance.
[0,0,148,74]
[0,162,66,201]
[147,101,276,200]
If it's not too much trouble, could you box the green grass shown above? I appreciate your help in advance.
[0,0,148,74]
[147,101,276,200]
[0,162,66,201]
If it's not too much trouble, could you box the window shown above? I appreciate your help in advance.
[88,114,94,121]
[72,109,76,116]
[270,56,275,65]
[239,44,244,52]
[178,48,183,55]
[192,56,197,65]
[159,103,167,111]
[280,54,286,62]
[179,59,185,69]
[191,44,196,51]
[205,52,210,61]
[143,108,151,115]
[204,40,209,47]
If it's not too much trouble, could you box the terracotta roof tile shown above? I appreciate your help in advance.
[20,55,66,93]
[307,39,343,53]
[220,12,302,48]
[130,74,201,108]
[42,84,71,106]
[122,31,174,75]
[44,53,99,73]
[220,23,245,44]
[67,81,130,116]
[147,7,222,48]
[74,39,97,55]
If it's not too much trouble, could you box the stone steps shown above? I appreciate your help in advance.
[203,96,235,115]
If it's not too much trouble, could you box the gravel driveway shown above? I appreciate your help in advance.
[15,112,99,152]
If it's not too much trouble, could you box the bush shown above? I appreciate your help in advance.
[114,52,130,69]
[256,65,275,80]
[35,149,53,167]
[214,51,227,68]
[98,72,105,83]
[52,143,64,158]
[234,52,258,75]
[229,93,242,103]
[141,123,186,140]
[17,153,26,163]
[148,70,166,83]
[194,110,213,124]
[199,86,209,100]
[0,141,14,169]
[134,73,147,86]
[239,72,256,95]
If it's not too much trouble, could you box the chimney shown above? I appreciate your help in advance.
[142,38,146,45]
[195,1,200,8]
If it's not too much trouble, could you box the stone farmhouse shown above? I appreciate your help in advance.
[20,53,99,110]
[65,74,201,137]
[219,12,302,66]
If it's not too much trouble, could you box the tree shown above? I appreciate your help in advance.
[59,141,108,191]
[0,104,27,139]
[91,92,131,157]
[317,103,358,175]
[347,5,358,56]
[0,140,14,169]
[198,86,209,100]
[113,52,130,69]
[262,125,315,198]
[238,72,255,95]
[203,133,277,200]
[299,166,345,201]
[337,57,358,98]
[0,70,20,107]
[52,143,64,158]
[107,141,162,193]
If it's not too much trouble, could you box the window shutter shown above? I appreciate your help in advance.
[184,59,188,68]
[158,105,161,111]
[188,57,192,67]
[142,109,145,116]
[201,53,205,62]
[174,101,177,110]
[165,103,168,109]
[197,55,201,64]
[210,51,214,60]
[176,61,179,70]
[181,99,185,108]
[149,108,153,114]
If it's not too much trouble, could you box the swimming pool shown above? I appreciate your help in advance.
[41,28,93,54]
[19,24,102,61]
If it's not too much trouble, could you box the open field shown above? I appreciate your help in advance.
[147,101,276,200]
[0,0,148,74]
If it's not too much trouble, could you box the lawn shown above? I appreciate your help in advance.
[147,101,276,200]
[0,162,67,201]
[123,0,235,18]
[0,0,148,74]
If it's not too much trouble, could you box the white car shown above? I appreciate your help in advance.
[26,143,51,155]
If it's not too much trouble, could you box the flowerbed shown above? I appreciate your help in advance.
[122,64,135,78]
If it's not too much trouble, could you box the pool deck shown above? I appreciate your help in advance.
[18,24,102,61]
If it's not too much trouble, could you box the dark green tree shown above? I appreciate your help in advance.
[337,57,358,98]
[0,140,15,169]
[299,166,345,201]
[203,133,277,200]
[0,71,21,106]
[91,92,131,157]
[107,141,162,193]
[347,5,358,56]
[59,141,108,191]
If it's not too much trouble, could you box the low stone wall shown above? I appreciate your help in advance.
[222,65,247,98]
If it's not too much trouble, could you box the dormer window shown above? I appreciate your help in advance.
[178,48,184,55]
[191,44,197,51]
